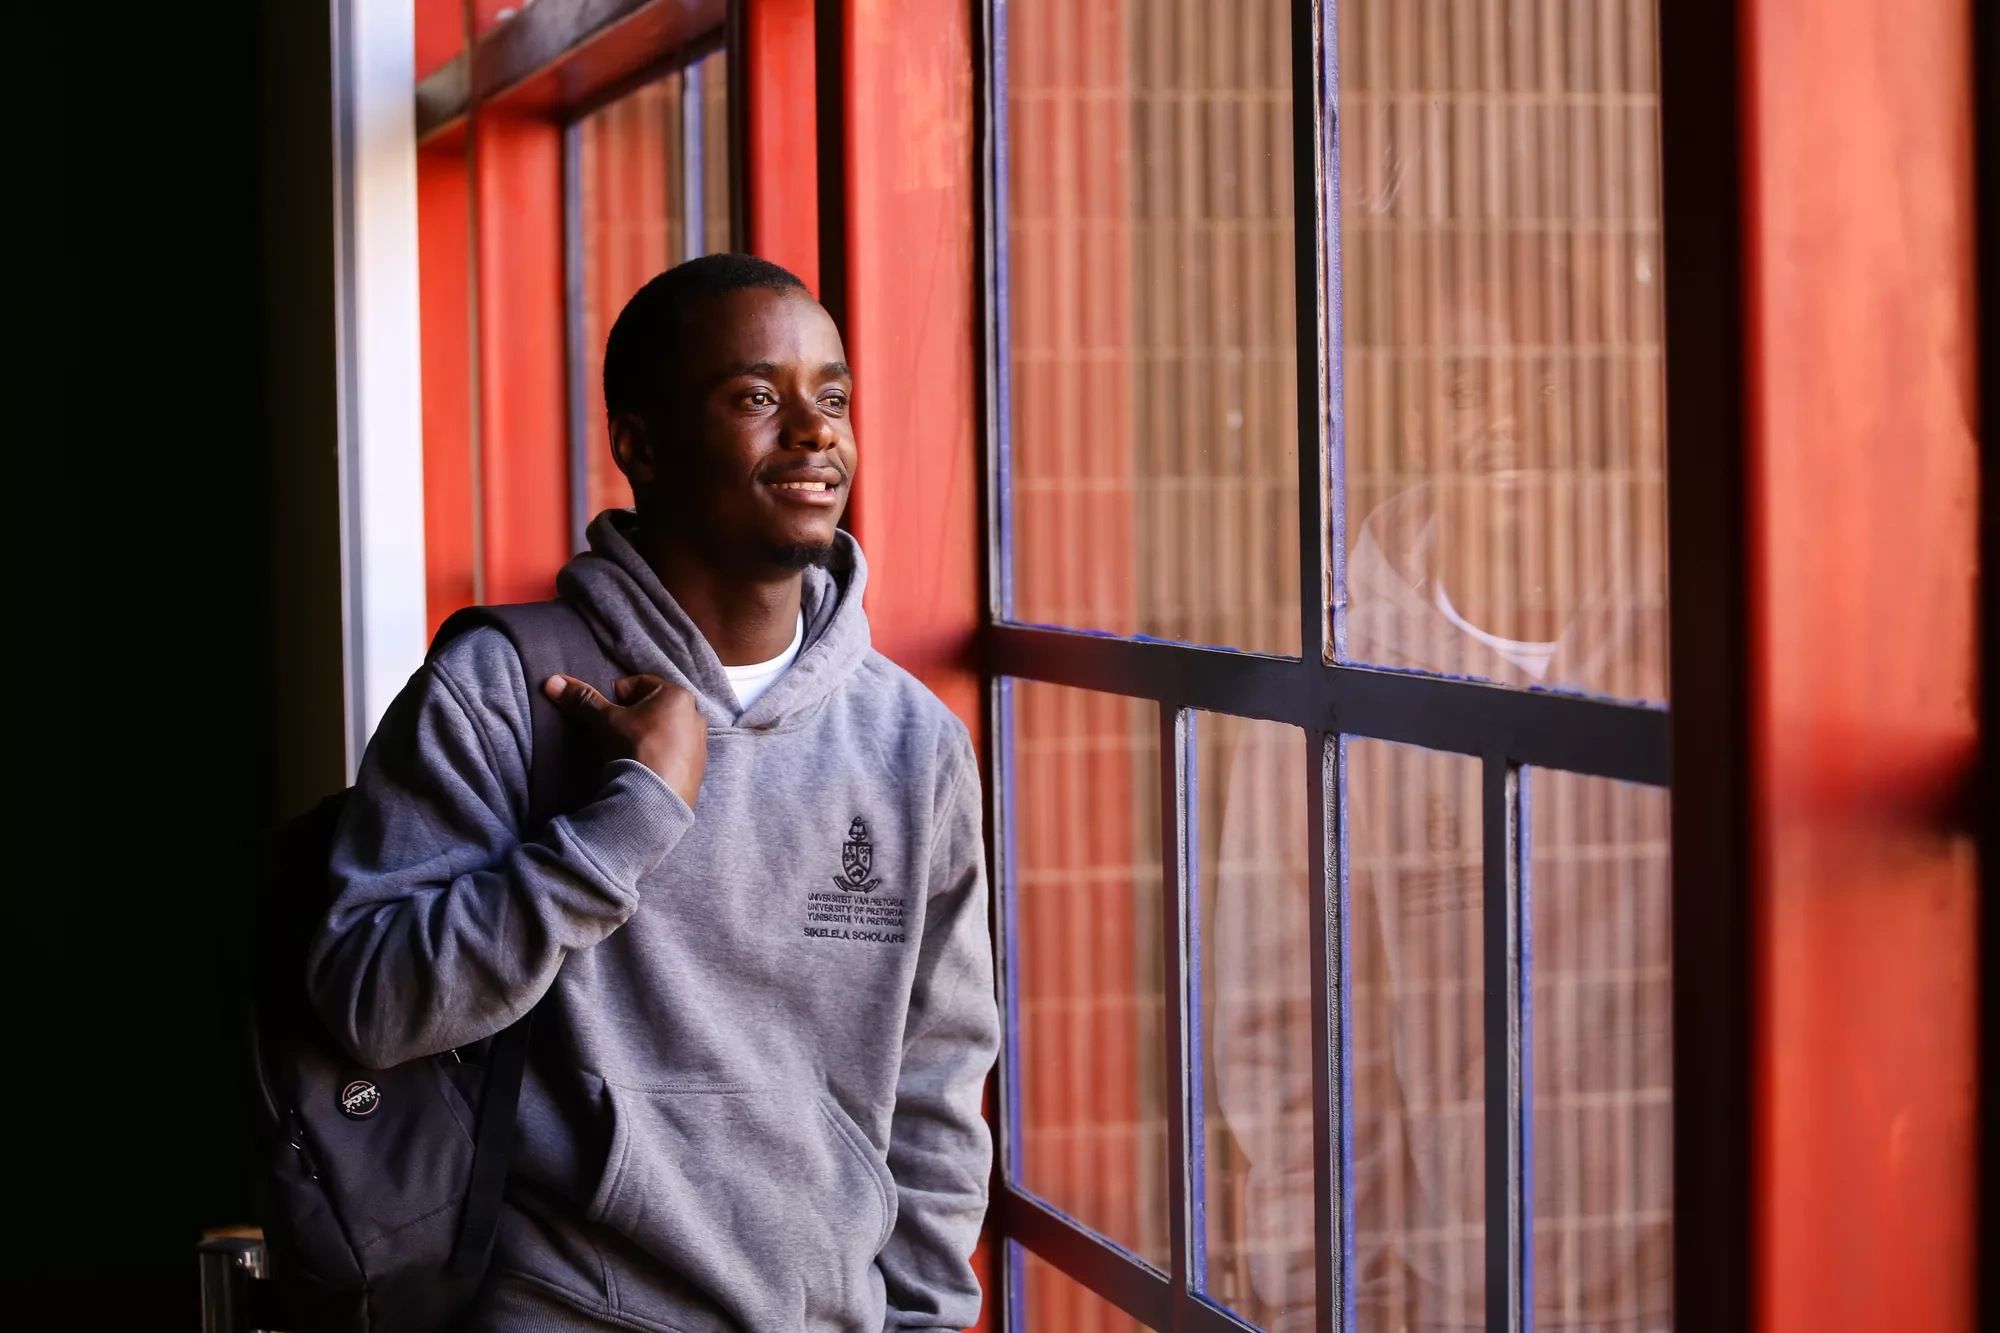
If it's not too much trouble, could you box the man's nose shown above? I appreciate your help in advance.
[779,394,840,451]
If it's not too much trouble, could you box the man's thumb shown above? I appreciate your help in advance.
[544,675,612,715]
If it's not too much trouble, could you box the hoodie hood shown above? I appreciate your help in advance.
[556,509,872,731]
[1345,483,1665,700]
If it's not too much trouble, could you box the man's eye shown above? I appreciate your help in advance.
[748,390,776,407]
[822,393,849,410]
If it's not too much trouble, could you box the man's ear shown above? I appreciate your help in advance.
[609,412,657,487]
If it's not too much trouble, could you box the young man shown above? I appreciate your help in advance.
[308,255,999,1331]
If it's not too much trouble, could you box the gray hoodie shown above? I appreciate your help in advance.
[307,514,999,1332]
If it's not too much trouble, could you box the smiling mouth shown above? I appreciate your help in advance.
[763,473,844,505]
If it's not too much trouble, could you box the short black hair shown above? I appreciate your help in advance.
[602,253,811,424]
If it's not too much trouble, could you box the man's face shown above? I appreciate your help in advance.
[615,287,856,571]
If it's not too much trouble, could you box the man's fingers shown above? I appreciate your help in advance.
[613,673,670,705]
[544,675,612,715]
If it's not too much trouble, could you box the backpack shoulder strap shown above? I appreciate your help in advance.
[427,598,614,1276]
[431,600,615,830]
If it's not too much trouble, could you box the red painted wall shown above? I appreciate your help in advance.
[743,0,820,293]
[838,0,982,734]
[1744,0,1980,1328]
[473,112,572,605]
[414,0,462,80]
[417,140,476,637]
[832,2,990,1324]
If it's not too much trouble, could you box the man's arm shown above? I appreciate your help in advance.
[879,730,1001,1331]
[306,628,699,1069]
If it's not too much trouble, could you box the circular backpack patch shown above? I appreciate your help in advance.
[339,1079,381,1120]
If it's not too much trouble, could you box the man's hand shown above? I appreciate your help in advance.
[544,673,708,810]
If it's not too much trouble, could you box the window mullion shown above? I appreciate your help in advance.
[1310,731,1348,1333]
[1158,703,1197,1328]
[1483,753,1530,1333]
[1291,0,1337,666]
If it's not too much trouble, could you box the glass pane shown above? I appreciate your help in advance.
[1335,0,1669,702]
[1527,770,1672,1330]
[1017,1244,1148,1333]
[1200,715,1316,1326]
[696,52,733,254]
[1005,0,1301,656]
[1346,739,1485,1331]
[1008,681,1169,1268]
[575,51,737,529]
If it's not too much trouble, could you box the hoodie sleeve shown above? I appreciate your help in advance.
[307,627,695,1069]
[879,728,1001,1331]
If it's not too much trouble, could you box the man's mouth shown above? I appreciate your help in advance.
[762,471,844,505]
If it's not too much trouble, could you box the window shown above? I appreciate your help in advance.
[986,1,1672,1329]
[413,0,737,633]
[570,46,737,538]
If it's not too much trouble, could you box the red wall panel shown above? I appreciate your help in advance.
[418,143,476,637]
[414,0,463,81]
[840,0,981,734]
[743,0,820,292]
[833,1,990,1324]
[1744,0,1981,1328]
[474,112,572,605]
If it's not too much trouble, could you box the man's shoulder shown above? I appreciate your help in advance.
[428,622,524,683]
[417,624,533,727]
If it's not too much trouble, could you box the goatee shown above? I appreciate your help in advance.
[771,539,837,571]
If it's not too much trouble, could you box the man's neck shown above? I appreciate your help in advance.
[638,526,805,667]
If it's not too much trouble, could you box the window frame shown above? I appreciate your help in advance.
[974,3,1673,1330]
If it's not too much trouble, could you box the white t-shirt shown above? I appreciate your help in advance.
[721,612,804,713]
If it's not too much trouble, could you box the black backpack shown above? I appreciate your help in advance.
[245,601,613,1332]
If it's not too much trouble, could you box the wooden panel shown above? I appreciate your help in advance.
[417,142,476,635]
[743,0,820,290]
[474,111,573,604]
[1744,0,1980,1329]
[840,0,981,732]
[832,0,989,1323]
[415,0,465,81]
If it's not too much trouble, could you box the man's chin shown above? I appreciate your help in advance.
[770,539,837,571]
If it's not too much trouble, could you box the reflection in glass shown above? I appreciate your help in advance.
[1008,681,1169,1268]
[1019,1245,1147,1333]
[1200,716,1314,1326]
[1213,737,1495,1331]
[1528,769,1672,1329]
[575,50,734,527]
[1336,0,1668,702]
[1005,0,1300,656]
[1346,740,1490,1331]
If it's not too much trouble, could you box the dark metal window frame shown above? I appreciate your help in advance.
[974,3,1673,1331]
[414,0,730,144]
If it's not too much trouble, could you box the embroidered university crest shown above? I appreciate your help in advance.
[833,817,882,893]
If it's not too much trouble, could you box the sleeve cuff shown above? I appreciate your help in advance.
[558,758,695,886]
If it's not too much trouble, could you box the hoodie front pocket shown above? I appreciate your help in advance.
[586,1080,895,1331]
